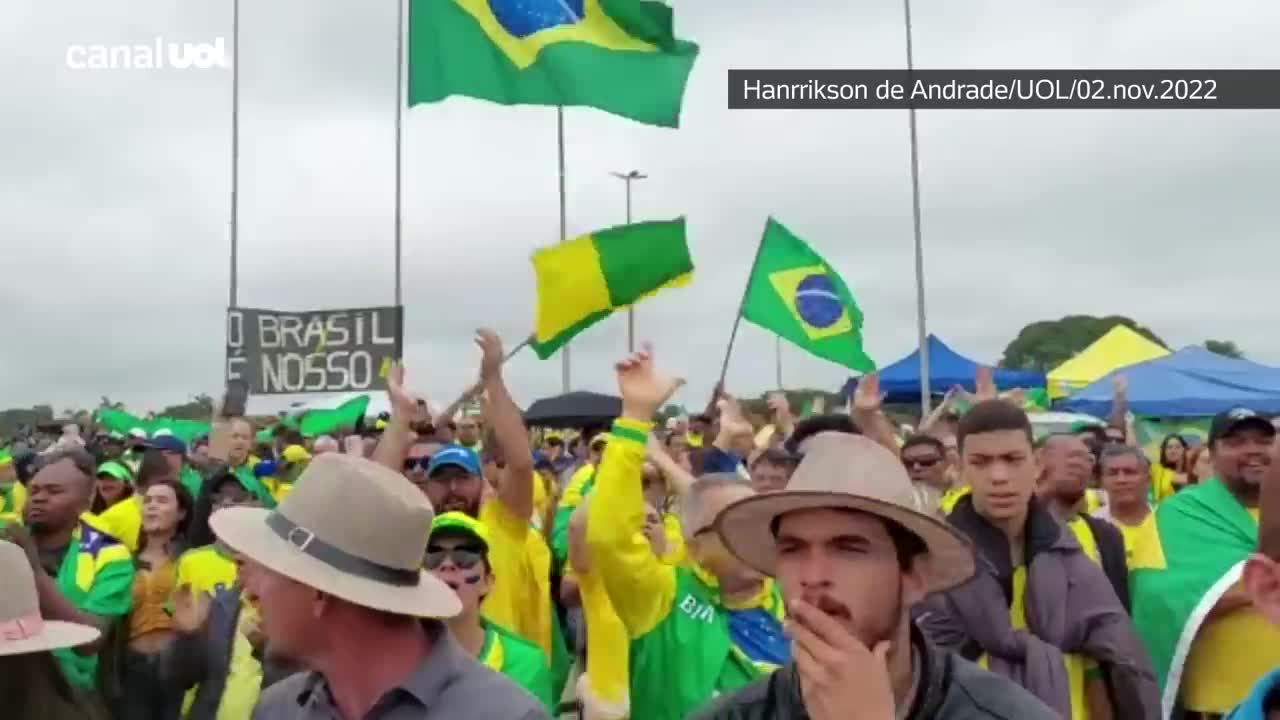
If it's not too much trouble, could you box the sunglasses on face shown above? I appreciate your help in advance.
[424,545,484,570]
[903,457,941,469]
[403,456,430,472]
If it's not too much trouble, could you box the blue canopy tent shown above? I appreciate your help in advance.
[841,335,1046,404]
[1058,346,1280,417]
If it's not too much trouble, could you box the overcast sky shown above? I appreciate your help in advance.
[2,0,1278,416]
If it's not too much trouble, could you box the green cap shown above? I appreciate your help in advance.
[429,511,490,551]
[96,461,135,485]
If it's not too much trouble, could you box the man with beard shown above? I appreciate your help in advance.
[917,400,1159,719]
[374,330,562,680]
[1226,455,1280,720]
[425,512,553,710]
[1,449,134,695]
[1037,434,1130,610]
[584,344,787,720]
[1132,408,1280,718]
[695,431,1057,720]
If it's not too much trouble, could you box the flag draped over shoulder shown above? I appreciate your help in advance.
[530,218,693,359]
[408,0,699,127]
[740,218,874,372]
[1130,478,1258,716]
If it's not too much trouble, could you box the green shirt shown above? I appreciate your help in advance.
[479,619,555,711]
[52,520,135,689]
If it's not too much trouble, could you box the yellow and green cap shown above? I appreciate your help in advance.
[96,460,135,485]
[429,511,490,551]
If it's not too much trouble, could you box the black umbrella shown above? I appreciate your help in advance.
[523,391,622,428]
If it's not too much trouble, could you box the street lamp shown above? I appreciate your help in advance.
[611,170,647,352]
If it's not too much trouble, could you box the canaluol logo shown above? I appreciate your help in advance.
[66,37,231,71]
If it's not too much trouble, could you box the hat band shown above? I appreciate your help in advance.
[265,513,420,587]
[0,613,44,643]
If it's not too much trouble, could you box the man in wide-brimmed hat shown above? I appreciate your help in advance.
[0,541,107,720]
[210,451,548,719]
[694,431,1058,720]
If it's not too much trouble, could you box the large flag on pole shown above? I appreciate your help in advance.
[1130,478,1260,717]
[530,218,692,359]
[739,218,875,372]
[407,0,699,127]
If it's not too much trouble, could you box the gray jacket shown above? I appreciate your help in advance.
[690,626,1058,720]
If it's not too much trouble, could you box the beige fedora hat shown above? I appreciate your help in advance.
[0,542,100,656]
[210,452,461,618]
[714,431,976,593]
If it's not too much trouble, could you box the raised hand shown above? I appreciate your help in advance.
[385,362,419,421]
[1113,374,1129,396]
[615,343,686,421]
[716,395,753,438]
[974,366,997,402]
[475,329,505,383]
[851,372,883,414]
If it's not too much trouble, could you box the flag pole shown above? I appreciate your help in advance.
[393,0,405,307]
[903,0,931,416]
[775,335,783,389]
[717,225,769,387]
[557,107,570,393]
[611,170,647,352]
[228,0,240,309]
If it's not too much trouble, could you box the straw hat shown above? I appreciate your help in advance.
[0,543,100,656]
[714,431,976,593]
[210,452,461,618]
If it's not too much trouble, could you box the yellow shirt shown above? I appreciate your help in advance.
[940,485,971,514]
[479,497,554,662]
[980,566,1092,720]
[176,545,239,597]
[1109,512,1157,567]
[96,495,143,552]
[573,557,632,718]
[1,480,27,519]
[1149,465,1179,504]
[1180,508,1280,713]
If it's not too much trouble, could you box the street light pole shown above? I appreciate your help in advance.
[611,169,647,352]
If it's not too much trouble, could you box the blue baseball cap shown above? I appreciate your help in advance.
[141,435,187,455]
[426,444,481,477]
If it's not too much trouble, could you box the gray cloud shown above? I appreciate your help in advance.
[2,0,1278,416]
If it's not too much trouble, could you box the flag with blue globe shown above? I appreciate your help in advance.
[739,218,875,372]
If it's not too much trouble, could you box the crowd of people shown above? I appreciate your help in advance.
[1,330,1278,720]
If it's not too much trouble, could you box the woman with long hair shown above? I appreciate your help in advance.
[1185,444,1214,487]
[91,461,134,515]
[1152,433,1190,501]
[117,478,193,720]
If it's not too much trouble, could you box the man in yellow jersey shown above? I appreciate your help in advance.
[427,511,553,710]
[1132,408,1280,718]
[917,400,1158,719]
[1037,434,1130,610]
[373,330,560,674]
[1092,445,1157,564]
[0,447,26,523]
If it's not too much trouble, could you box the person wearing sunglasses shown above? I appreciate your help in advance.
[426,511,554,712]
[900,435,953,511]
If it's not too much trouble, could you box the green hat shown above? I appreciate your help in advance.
[429,511,490,552]
[96,461,134,485]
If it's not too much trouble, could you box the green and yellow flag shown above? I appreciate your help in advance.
[530,218,692,359]
[740,218,874,372]
[408,0,699,127]
[1130,478,1259,715]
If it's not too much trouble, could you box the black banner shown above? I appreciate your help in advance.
[226,306,403,395]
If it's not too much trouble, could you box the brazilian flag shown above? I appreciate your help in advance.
[407,0,699,127]
[740,218,875,372]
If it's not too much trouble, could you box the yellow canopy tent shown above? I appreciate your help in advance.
[1047,325,1170,398]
